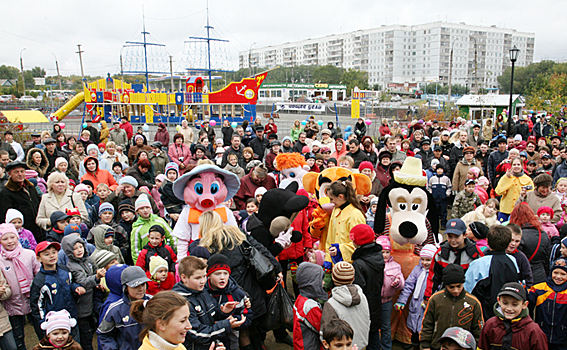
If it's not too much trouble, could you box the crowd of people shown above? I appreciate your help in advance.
[0,112,565,350]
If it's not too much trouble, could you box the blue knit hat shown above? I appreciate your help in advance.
[165,162,179,176]
[99,202,115,215]
[64,223,81,236]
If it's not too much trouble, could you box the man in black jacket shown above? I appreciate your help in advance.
[347,139,369,168]
[220,134,244,168]
[475,142,491,176]
[85,119,100,144]
[43,138,68,175]
[0,138,16,161]
[249,125,269,160]
[292,132,308,153]
[516,116,530,140]
[487,138,509,188]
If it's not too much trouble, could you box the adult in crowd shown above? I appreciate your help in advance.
[292,132,308,153]
[102,141,128,166]
[467,124,484,148]
[0,135,16,162]
[360,136,378,166]
[533,117,552,139]
[482,119,494,140]
[475,142,490,176]
[264,140,281,173]
[126,159,154,189]
[168,133,192,175]
[517,173,562,223]
[331,138,348,161]
[220,134,244,168]
[375,151,392,188]
[417,139,434,168]
[249,125,269,160]
[3,131,23,161]
[153,122,170,148]
[290,120,302,141]
[26,148,49,179]
[487,137,509,188]
[379,119,390,137]
[78,129,93,148]
[385,136,406,163]
[106,176,159,215]
[79,144,111,178]
[99,120,110,144]
[178,119,194,145]
[358,161,384,210]
[346,139,369,168]
[452,146,484,192]
[304,118,319,139]
[149,141,168,175]
[128,134,152,165]
[0,161,42,242]
[495,157,534,223]
[81,156,119,192]
[281,137,293,153]
[431,145,450,171]
[509,203,550,284]
[200,119,216,143]
[409,129,425,151]
[196,215,282,350]
[449,130,469,172]
[120,116,134,141]
[25,132,42,155]
[36,172,88,231]
[84,119,100,144]
[43,138,68,175]
[354,117,366,141]
[220,119,234,147]
[61,136,76,156]
[234,164,276,210]
[69,142,86,179]
[320,129,335,151]
[264,117,277,137]
[51,123,62,139]
[188,144,209,165]
[109,121,128,149]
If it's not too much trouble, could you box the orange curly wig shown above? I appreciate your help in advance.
[275,153,307,171]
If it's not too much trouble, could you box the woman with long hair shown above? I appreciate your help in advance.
[26,148,49,178]
[324,180,366,263]
[290,120,302,142]
[495,157,534,222]
[509,202,550,284]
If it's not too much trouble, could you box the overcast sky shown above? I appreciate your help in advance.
[2,0,566,79]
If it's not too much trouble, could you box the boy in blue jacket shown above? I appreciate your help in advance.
[173,256,245,350]
[206,254,253,350]
[30,241,84,339]
[427,163,452,230]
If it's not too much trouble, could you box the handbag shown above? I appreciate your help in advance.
[239,238,276,290]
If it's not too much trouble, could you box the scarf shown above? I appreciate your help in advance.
[513,170,525,177]
[2,244,33,296]
[414,268,428,299]
[148,330,179,350]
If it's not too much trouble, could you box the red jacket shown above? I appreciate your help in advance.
[146,271,176,296]
[120,121,133,140]
[293,294,323,350]
[233,173,277,210]
[479,314,548,350]
[136,243,177,272]
[279,209,312,261]
[264,123,277,136]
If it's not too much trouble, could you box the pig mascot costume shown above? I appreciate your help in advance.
[172,164,240,258]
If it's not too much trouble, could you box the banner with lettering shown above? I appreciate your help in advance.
[275,103,325,112]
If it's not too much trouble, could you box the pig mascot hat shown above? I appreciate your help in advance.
[171,164,240,258]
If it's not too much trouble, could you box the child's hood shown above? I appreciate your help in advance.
[61,235,85,260]
[331,284,363,307]
[106,264,128,297]
[296,262,328,301]
[91,224,114,250]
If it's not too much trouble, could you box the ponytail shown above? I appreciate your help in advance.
[327,180,364,213]
[130,291,188,341]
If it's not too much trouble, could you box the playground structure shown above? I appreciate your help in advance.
[51,73,268,125]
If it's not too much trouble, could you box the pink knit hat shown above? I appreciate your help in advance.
[476,176,489,186]
[0,223,18,238]
[468,167,480,178]
[25,170,38,179]
[376,235,391,251]
[40,310,77,335]
[74,184,89,193]
[420,244,437,259]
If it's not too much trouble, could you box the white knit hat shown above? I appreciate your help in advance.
[420,244,438,259]
[5,209,23,225]
[135,194,152,211]
[149,255,169,278]
[55,157,68,168]
[254,187,267,198]
[40,310,77,335]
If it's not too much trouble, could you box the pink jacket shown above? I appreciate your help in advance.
[381,256,405,303]
[541,221,559,239]
[0,249,40,316]
[168,144,192,174]
[475,186,488,204]
[151,187,165,217]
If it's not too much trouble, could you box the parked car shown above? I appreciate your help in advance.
[0,95,13,103]
[390,95,402,102]
[19,95,36,103]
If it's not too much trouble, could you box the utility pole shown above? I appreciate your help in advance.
[169,55,174,93]
[76,44,85,79]
[52,53,62,90]
[19,48,26,96]
[448,45,454,104]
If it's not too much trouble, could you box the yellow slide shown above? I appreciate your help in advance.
[52,92,85,121]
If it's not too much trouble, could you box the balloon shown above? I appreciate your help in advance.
[82,123,87,128]
[365,119,372,126]
[176,125,181,132]
[210,120,217,127]
[142,123,149,132]
[231,122,237,128]
[317,120,324,126]
[301,120,307,126]
[58,123,65,130]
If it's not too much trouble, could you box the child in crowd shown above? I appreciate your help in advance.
[110,161,124,183]
[206,254,253,350]
[45,211,70,243]
[5,208,37,250]
[31,241,84,338]
[91,202,131,264]
[461,198,500,227]
[421,264,484,349]
[57,223,96,267]
[554,177,567,208]
[66,207,90,239]
[81,180,100,216]
[97,266,151,350]
[61,234,106,350]
[294,262,328,350]
[159,162,185,227]
[91,224,125,266]
[96,183,111,204]
[33,310,81,350]
[74,184,97,225]
[395,244,437,350]
[254,187,266,203]
[365,197,378,228]
[93,250,118,291]
[538,206,560,240]
[118,199,137,237]
[172,256,242,349]
[239,198,259,234]
[321,319,357,350]
[131,194,175,263]
[145,255,175,295]
[464,225,520,320]
[224,153,245,179]
[528,258,567,349]
[151,174,166,217]
[451,179,482,220]
[465,221,489,252]
[136,224,177,272]
[475,176,490,204]
[338,155,354,169]
[327,158,338,167]
[505,223,534,287]
[425,218,484,299]
[479,282,548,350]
[0,223,41,349]
[428,163,452,230]
[437,327,477,350]
[375,236,404,350]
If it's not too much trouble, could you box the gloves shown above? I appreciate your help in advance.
[394,302,405,311]
[275,227,293,249]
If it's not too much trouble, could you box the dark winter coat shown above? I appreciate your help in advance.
[487,150,509,188]
[205,276,253,329]
[154,123,170,148]
[220,145,245,168]
[221,126,234,146]
[528,277,567,345]
[0,141,17,160]
[249,136,269,160]
[352,243,384,332]
[0,178,42,242]
[518,224,550,284]
[159,180,185,215]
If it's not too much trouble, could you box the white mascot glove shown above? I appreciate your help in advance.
[274,227,293,249]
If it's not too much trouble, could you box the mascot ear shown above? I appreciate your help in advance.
[283,195,309,214]
[373,185,391,235]
[303,172,319,194]
[352,173,372,196]
[285,181,299,194]
[425,190,440,242]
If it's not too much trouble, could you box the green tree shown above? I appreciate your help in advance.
[313,65,343,84]
[342,69,368,94]
[497,60,561,95]
[0,65,20,80]
[30,66,46,77]
[525,73,567,112]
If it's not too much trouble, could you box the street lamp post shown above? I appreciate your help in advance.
[19,48,26,96]
[52,53,62,90]
[248,42,256,76]
[507,46,520,135]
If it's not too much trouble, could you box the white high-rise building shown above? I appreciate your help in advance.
[239,21,535,91]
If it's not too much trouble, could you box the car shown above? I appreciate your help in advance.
[390,95,402,102]
[0,95,13,103]
[19,96,36,103]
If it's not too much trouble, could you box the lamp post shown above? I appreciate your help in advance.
[19,48,26,96]
[52,53,62,90]
[507,45,520,135]
[248,42,256,76]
